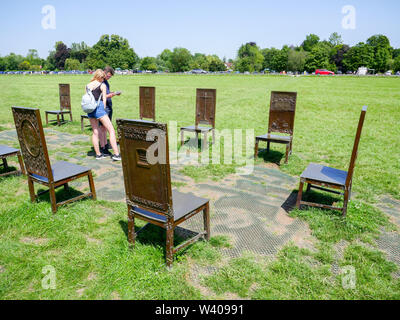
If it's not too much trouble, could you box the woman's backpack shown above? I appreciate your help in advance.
[81,86,102,114]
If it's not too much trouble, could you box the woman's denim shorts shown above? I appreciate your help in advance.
[87,101,107,119]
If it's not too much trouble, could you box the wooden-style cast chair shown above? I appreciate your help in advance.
[296,106,367,217]
[180,89,216,150]
[139,86,156,121]
[45,84,73,126]
[117,118,210,267]
[0,145,26,177]
[254,91,297,164]
[12,107,96,213]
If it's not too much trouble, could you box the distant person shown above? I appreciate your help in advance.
[86,69,121,161]
[99,66,121,155]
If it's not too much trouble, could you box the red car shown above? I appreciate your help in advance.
[316,69,335,75]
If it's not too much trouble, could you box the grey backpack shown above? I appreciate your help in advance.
[81,85,102,113]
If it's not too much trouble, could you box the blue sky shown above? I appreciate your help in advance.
[1,0,399,59]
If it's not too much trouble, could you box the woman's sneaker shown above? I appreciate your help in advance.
[96,154,106,160]
[101,147,112,156]
[112,154,121,161]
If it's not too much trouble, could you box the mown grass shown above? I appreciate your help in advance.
[0,74,399,300]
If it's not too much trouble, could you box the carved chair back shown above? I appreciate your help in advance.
[117,119,173,217]
[268,91,297,135]
[195,89,216,128]
[12,107,53,181]
[59,84,71,111]
[139,87,156,121]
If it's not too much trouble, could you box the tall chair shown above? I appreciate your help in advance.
[180,89,216,150]
[139,86,156,121]
[12,107,96,213]
[296,106,367,216]
[117,119,210,267]
[45,84,73,126]
[255,91,297,164]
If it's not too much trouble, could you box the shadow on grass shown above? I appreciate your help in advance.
[0,166,22,177]
[36,184,90,206]
[257,148,284,165]
[119,219,200,257]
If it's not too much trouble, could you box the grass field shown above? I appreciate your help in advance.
[0,74,399,300]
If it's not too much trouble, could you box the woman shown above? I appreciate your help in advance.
[86,69,121,161]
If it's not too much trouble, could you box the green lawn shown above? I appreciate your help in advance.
[0,74,399,300]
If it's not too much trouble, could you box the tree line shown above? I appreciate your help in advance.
[1,33,400,73]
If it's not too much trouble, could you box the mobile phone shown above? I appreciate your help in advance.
[115,91,122,95]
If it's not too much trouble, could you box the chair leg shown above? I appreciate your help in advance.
[212,129,215,145]
[57,114,60,126]
[285,144,290,164]
[202,132,208,151]
[17,154,25,175]
[61,114,65,123]
[2,158,8,170]
[81,117,84,131]
[267,141,271,153]
[27,177,36,203]
[128,207,136,246]
[296,181,304,209]
[166,221,174,267]
[195,132,199,149]
[343,189,350,217]
[203,203,210,241]
[306,183,312,192]
[63,183,69,192]
[254,139,259,158]
[88,171,96,200]
[70,112,73,122]
[49,184,57,214]
[180,130,184,146]
[45,113,49,125]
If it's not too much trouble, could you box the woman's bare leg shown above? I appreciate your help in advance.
[99,116,119,155]
[99,125,107,149]
[90,118,101,156]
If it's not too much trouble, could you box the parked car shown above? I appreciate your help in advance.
[191,69,207,74]
[385,70,393,76]
[315,69,335,75]
[396,71,400,76]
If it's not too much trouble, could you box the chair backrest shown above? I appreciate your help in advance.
[139,86,156,121]
[268,91,297,135]
[346,106,367,187]
[12,107,53,182]
[195,89,216,128]
[59,84,71,111]
[117,119,173,217]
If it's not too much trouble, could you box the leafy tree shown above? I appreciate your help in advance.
[64,58,81,71]
[301,34,320,52]
[304,42,335,72]
[26,49,43,66]
[331,44,350,72]
[393,49,400,59]
[328,32,343,47]
[3,53,24,70]
[169,47,193,72]
[342,42,374,72]
[70,42,90,63]
[206,55,226,72]
[287,49,308,72]
[54,42,70,70]
[44,50,56,70]
[18,61,31,70]
[140,56,157,71]
[86,34,139,70]
[235,42,264,72]
[393,55,400,72]
[366,35,392,72]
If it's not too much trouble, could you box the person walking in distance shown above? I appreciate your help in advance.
[85,69,121,161]
[99,66,121,156]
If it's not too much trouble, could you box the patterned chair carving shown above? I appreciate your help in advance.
[296,106,367,217]
[12,107,96,213]
[117,118,210,267]
[180,89,216,150]
[45,84,73,126]
[255,91,297,164]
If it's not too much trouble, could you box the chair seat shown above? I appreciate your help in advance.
[46,110,71,115]
[301,163,347,186]
[31,161,91,183]
[181,126,213,133]
[81,115,89,119]
[256,134,292,143]
[132,190,209,223]
[0,145,20,157]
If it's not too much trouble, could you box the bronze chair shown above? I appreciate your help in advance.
[139,87,156,121]
[45,84,73,126]
[117,118,210,267]
[180,89,216,150]
[296,106,367,217]
[0,145,26,177]
[254,91,297,164]
[80,114,90,131]
[12,107,96,213]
